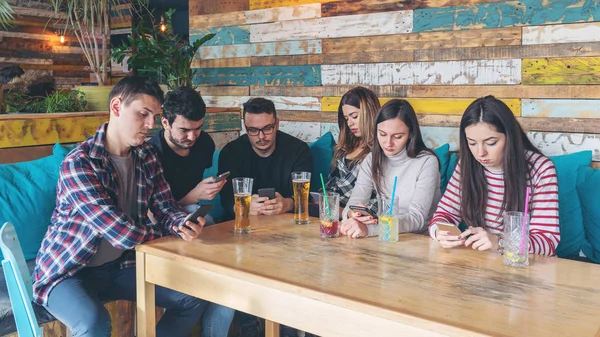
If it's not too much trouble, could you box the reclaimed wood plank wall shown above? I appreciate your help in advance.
[190,0,600,162]
[0,0,132,89]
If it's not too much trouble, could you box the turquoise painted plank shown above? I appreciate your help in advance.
[198,39,322,59]
[522,99,600,118]
[190,25,250,46]
[193,65,322,86]
[414,0,600,32]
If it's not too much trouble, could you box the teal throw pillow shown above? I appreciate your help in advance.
[0,143,69,260]
[550,151,592,258]
[308,132,336,192]
[201,149,224,220]
[576,166,600,263]
[433,144,450,191]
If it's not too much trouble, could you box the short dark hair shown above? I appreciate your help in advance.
[108,76,164,108]
[242,97,277,120]
[162,87,207,125]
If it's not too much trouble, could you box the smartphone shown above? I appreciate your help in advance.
[213,171,230,183]
[349,205,378,219]
[182,204,213,225]
[258,188,275,200]
[437,222,462,236]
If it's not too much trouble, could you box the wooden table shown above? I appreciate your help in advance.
[136,214,600,337]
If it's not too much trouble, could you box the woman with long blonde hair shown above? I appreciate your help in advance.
[324,86,380,211]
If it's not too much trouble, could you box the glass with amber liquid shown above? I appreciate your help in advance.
[233,177,253,233]
[292,172,311,224]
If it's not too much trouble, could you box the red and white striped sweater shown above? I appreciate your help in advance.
[429,151,560,256]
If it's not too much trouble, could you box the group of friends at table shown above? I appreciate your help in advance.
[30,76,560,337]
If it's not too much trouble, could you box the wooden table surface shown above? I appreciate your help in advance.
[136,214,600,337]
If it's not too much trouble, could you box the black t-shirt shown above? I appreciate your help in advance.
[218,131,312,221]
[149,129,215,201]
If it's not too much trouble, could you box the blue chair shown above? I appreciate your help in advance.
[0,222,43,337]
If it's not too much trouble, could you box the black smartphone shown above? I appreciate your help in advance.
[258,188,275,200]
[182,204,213,225]
[349,205,378,219]
[213,171,230,183]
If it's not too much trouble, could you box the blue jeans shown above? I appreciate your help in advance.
[202,303,235,337]
[44,259,233,337]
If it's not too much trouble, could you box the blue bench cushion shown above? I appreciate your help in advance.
[550,151,593,259]
[577,166,600,263]
[0,143,69,261]
[0,259,55,335]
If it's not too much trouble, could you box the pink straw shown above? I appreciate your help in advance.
[520,187,530,254]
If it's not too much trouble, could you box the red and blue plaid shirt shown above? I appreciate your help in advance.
[33,123,188,306]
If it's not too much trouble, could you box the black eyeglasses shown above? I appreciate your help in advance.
[245,123,275,136]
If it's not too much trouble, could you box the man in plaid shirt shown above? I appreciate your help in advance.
[33,77,208,337]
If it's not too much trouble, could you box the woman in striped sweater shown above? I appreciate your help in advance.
[430,96,560,256]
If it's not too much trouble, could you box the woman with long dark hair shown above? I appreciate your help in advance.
[324,86,380,211]
[430,95,560,255]
[341,99,441,238]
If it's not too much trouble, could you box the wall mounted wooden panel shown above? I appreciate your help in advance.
[0,108,241,149]
[190,0,600,162]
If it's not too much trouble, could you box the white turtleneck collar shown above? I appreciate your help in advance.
[384,148,409,166]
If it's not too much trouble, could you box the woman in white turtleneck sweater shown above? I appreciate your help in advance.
[341,99,442,238]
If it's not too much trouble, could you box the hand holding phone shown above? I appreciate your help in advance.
[436,222,462,237]
[181,204,213,228]
[349,205,378,219]
[258,188,275,200]
[213,171,230,183]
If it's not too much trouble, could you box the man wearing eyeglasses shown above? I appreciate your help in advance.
[218,97,313,222]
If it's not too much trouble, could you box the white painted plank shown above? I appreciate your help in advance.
[198,39,322,59]
[321,59,522,86]
[279,121,322,142]
[202,96,322,111]
[209,131,239,150]
[523,22,600,45]
[0,31,54,41]
[250,11,413,43]
[0,57,52,65]
[522,99,600,118]
[320,122,339,142]
[245,4,321,24]
[421,126,460,152]
[52,46,84,54]
[529,132,600,162]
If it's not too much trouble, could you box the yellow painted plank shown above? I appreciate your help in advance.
[0,115,107,148]
[321,97,521,116]
[250,0,335,10]
[522,57,600,85]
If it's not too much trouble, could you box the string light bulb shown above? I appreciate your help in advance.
[159,15,166,32]
[60,35,65,43]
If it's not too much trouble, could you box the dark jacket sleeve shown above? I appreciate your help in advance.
[282,142,313,198]
[218,144,236,221]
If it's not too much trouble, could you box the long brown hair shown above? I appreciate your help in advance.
[459,95,542,227]
[332,86,380,168]
[371,99,437,194]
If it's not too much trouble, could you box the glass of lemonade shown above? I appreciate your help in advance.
[292,172,311,224]
[233,177,253,234]
[503,211,529,267]
[377,196,404,242]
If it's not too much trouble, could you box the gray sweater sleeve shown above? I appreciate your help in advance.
[400,155,441,234]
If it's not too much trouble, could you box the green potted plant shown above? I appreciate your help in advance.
[111,8,215,91]
[48,0,136,110]
[0,1,15,28]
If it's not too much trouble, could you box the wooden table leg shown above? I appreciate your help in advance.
[136,251,156,337]
[265,320,280,337]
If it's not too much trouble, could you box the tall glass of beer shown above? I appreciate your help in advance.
[232,177,253,233]
[292,172,311,224]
